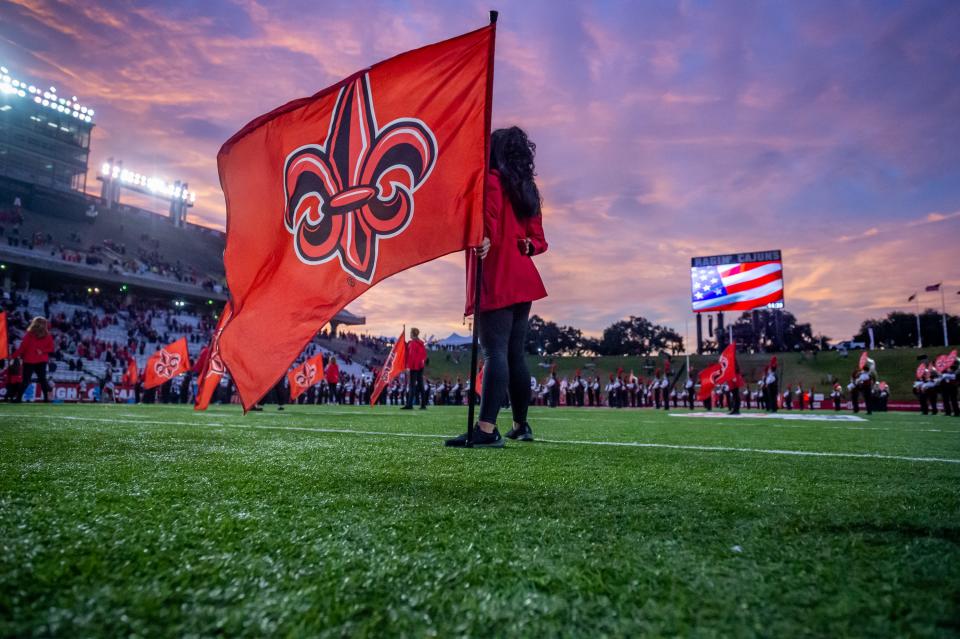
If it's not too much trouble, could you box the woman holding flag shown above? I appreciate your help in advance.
[446,127,548,448]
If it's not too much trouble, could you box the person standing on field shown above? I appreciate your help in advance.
[446,127,548,448]
[325,356,340,404]
[403,327,428,410]
[13,317,55,402]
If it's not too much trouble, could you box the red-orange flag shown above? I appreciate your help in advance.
[288,353,325,402]
[697,363,722,401]
[715,341,738,386]
[143,338,190,390]
[122,357,138,386]
[216,24,494,410]
[195,303,233,411]
[475,359,485,395]
[370,330,406,405]
[0,311,7,360]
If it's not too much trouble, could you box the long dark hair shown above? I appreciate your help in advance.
[490,127,542,219]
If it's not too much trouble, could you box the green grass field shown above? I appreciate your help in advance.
[2,404,959,637]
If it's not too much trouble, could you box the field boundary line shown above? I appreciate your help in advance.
[5,413,960,465]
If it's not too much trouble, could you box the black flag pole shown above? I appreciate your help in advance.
[466,254,483,444]
[465,10,497,445]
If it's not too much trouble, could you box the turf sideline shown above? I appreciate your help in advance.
[6,413,960,466]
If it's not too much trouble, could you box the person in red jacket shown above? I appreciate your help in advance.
[402,327,428,410]
[446,127,548,448]
[325,356,341,404]
[13,316,55,402]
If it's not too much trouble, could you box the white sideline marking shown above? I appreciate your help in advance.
[671,411,868,422]
[5,413,960,466]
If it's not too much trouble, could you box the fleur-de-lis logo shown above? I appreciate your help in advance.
[295,362,317,388]
[205,305,232,379]
[155,349,182,379]
[283,73,438,284]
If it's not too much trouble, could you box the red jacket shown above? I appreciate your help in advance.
[325,361,340,384]
[466,171,548,315]
[406,338,427,371]
[14,332,55,364]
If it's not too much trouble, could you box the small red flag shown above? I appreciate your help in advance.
[143,338,190,390]
[858,351,869,370]
[934,351,956,373]
[0,311,8,360]
[475,359,485,395]
[916,362,928,380]
[370,330,407,405]
[122,357,139,386]
[217,23,494,410]
[288,353,325,402]
[195,303,233,411]
[697,363,722,401]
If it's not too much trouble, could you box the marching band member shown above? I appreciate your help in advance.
[943,361,959,417]
[856,364,875,415]
[831,382,843,411]
[547,372,559,408]
[912,369,927,414]
[652,370,662,409]
[764,363,778,412]
[575,373,586,407]
[924,369,940,415]
[684,373,695,410]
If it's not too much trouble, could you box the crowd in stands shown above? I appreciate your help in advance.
[0,204,225,292]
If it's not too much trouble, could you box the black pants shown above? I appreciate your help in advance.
[729,390,741,414]
[405,370,426,408]
[766,383,778,411]
[18,363,51,402]
[942,384,958,416]
[478,302,531,426]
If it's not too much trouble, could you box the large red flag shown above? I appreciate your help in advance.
[217,24,495,409]
[288,353,325,402]
[0,311,7,360]
[143,338,190,390]
[195,303,233,411]
[697,363,722,401]
[715,342,738,385]
[370,330,407,405]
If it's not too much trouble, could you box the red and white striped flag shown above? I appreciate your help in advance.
[692,260,784,312]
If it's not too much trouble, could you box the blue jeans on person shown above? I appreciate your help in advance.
[478,302,532,426]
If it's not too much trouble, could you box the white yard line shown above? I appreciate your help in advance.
[5,413,959,465]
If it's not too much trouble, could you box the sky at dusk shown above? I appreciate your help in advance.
[1,0,958,343]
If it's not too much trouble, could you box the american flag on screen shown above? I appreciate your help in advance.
[691,260,784,312]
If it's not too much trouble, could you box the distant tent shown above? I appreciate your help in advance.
[435,333,473,347]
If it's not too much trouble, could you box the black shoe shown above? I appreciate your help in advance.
[250,405,263,412]
[278,406,284,411]
[506,422,534,441]
[444,426,504,448]
[400,406,413,410]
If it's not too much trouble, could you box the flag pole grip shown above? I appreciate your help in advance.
[466,252,483,444]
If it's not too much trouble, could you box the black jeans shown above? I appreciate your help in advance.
[478,302,532,426]
[406,370,426,408]
[18,362,51,402]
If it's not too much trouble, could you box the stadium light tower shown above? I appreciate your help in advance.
[98,158,197,227]
[0,64,95,192]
